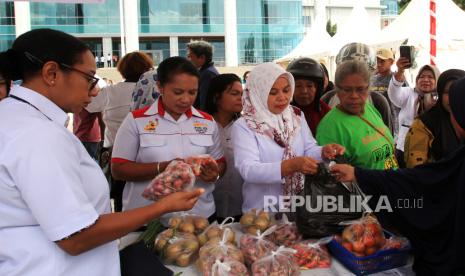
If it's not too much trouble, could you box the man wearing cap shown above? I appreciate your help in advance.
[370,48,403,138]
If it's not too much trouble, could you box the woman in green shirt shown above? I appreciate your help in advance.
[316,60,397,170]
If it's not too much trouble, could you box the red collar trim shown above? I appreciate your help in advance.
[157,97,193,119]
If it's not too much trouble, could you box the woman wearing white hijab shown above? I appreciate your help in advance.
[231,63,344,212]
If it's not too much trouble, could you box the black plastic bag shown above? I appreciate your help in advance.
[296,157,363,238]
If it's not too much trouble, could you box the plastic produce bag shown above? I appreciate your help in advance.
[339,214,386,257]
[168,212,209,235]
[268,213,301,247]
[291,237,332,269]
[382,236,410,250]
[205,258,249,276]
[251,246,299,276]
[296,156,364,238]
[198,217,236,246]
[186,154,218,176]
[239,225,278,266]
[142,161,195,200]
[154,228,199,267]
[239,208,276,236]
[197,228,245,275]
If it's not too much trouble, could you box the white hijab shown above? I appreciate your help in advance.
[242,62,304,196]
[242,62,300,141]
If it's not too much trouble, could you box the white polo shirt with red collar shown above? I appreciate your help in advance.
[111,98,224,222]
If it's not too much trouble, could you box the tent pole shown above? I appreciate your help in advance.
[430,0,436,65]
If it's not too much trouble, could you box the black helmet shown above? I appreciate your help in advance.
[287,57,324,80]
[336,42,376,70]
[286,57,324,111]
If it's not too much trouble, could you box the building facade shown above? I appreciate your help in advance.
[0,0,396,65]
[0,0,304,66]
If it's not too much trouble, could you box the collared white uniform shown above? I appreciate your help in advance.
[85,82,136,147]
[388,77,418,151]
[232,116,322,212]
[0,86,119,276]
[111,98,224,223]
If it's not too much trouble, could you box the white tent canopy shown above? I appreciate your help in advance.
[327,1,381,55]
[277,0,332,62]
[276,1,382,71]
[372,0,465,72]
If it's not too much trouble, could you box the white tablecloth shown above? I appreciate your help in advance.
[120,223,415,276]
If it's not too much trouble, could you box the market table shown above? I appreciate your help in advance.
[120,223,415,276]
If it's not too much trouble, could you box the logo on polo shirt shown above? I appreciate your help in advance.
[193,121,208,134]
[144,119,159,132]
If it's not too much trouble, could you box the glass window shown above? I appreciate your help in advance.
[30,0,120,34]
[0,2,15,51]
[139,39,170,65]
[237,0,303,63]
[140,0,224,33]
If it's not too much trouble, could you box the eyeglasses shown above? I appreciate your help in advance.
[337,85,369,94]
[24,51,99,91]
[59,63,99,91]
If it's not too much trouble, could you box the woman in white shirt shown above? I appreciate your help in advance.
[231,62,345,213]
[0,29,203,276]
[388,57,439,167]
[205,73,244,222]
[111,56,226,224]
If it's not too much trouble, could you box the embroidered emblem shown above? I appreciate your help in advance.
[193,121,208,134]
[144,119,158,132]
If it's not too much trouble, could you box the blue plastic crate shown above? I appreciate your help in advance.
[327,231,411,275]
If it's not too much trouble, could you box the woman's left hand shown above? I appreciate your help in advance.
[322,144,346,160]
[199,160,220,183]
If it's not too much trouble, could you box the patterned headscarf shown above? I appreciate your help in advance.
[130,70,160,111]
[242,62,304,196]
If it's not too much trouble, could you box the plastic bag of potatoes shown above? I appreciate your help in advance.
[154,228,200,267]
[197,217,236,246]
[168,212,210,235]
[239,209,275,235]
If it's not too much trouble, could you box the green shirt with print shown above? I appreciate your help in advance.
[316,103,398,170]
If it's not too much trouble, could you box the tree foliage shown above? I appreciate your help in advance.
[326,19,337,37]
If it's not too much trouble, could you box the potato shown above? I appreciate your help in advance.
[239,214,255,226]
[183,240,199,252]
[178,222,195,234]
[155,239,167,251]
[194,217,209,231]
[169,217,182,228]
[197,233,208,246]
[165,244,182,260]
[206,227,221,239]
[175,254,191,267]
[254,218,269,231]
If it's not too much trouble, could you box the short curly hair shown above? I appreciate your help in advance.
[117,51,154,82]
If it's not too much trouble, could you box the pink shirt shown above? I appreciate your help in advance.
[73,109,101,143]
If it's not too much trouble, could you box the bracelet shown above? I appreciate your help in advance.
[156,162,161,175]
